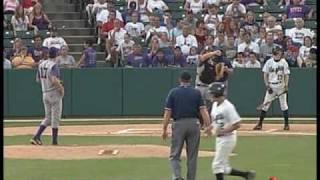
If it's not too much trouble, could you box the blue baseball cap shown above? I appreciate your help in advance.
[49,47,59,58]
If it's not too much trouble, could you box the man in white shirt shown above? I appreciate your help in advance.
[125,11,145,38]
[225,0,246,19]
[237,31,260,55]
[245,52,261,68]
[145,16,169,41]
[146,0,169,13]
[105,19,127,66]
[286,18,314,45]
[42,27,67,50]
[96,2,123,24]
[175,26,198,56]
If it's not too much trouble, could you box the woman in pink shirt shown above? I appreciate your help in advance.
[3,0,18,14]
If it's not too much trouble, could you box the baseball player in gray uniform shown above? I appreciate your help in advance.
[30,47,64,145]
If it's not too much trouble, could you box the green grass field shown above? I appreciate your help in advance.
[4,134,316,180]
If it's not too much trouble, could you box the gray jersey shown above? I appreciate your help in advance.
[37,59,60,93]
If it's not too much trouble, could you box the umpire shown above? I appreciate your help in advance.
[162,71,211,180]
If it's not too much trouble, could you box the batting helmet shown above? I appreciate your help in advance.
[208,82,225,97]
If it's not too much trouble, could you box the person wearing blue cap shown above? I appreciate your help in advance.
[30,46,64,145]
[162,71,212,180]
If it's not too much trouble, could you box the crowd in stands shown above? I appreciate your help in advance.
[3,0,317,69]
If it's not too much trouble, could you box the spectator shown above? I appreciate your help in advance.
[213,31,227,49]
[39,47,49,63]
[172,46,187,67]
[162,10,175,31]
[89,0,107,25]
[169,18,184,43]
[232,52,246,68]
[241,11,259,35]
[21,0,37,15]
[77,40,96,68]
[137,0,150,23]
[43,26,67,50]
[27,34,45,63]
[29,3,52,32]
[240,0,267,6]
[184,0,205,15]
[286,18,314,45]
[3,51,12,69]
[225,18,239,38]
[224,36,237,60]
[236,27,247,45]
[152,48,172,67]
[6,38,24,60]
[284,37,299,67]
[182,10,198,32]
[126,43,150,67]
[237,31,260,55]
[105,19,127,65]
[3,0,18,15]
[204,4,223,34]
[125,11,145,38]
[215,22,225,36]
[283,0,313,20]
[245,52,261,68]
[159,32,173,49]
[144,14,156,33]
[117,33,135,65]
[56,45,76,68]
[278,0,305,6]
[195,20,208,50]
[254,27,266,46]
[175,26,198,56]
[303,47,316,67]
[85,0,97,25]
[265,16,282,37]
[186,46,199,66]
[225,0,246,20]
[260,12,271,28]
[206,0,221,6]
[274,30,286,48]
[146,0,168,14]
[297,36,316,67]
[203,34,215,49]
[145,16,169,42]
[11,4,31,36]
[96,2,123,24]
[148,36,160,59]
[100,10,124,40]
[12,46,35,69]
[260,32,281,63]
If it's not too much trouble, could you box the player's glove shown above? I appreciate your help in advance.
[268,88,273,94]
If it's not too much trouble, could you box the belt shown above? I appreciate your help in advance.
[196,83,209,87]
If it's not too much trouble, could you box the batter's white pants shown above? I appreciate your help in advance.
[262,86,288,112]
[40,90,63,128]
[212,135,236,174]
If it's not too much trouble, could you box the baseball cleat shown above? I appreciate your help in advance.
[30,138,43,145]
[283,125,290,131]
[252,124,262,130]
[246,170,256,180]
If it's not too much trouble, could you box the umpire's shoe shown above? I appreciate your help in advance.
[283,124,290,131]
[252,124,262,130]
[246,170,256,180]
[30,138,43,145]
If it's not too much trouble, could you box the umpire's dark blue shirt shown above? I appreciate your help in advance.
[165,85,205,120]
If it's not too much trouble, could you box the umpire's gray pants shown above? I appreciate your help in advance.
[40,90,63,128]
[170,118,200,180]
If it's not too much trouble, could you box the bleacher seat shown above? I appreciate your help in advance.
[172,11,184,20]
[38,30,51,38]
[266,4,285,13]
[133,37,146,47]
[247,5,267,13]
[305,20,317,29]
[4,14,13,22]
[305,0,316,5]
[4,31,14,39]
[16,31,34,39]
[218,6,226,14]
[4,39,14,48]
[255,13,264,21]
[167,2,184,11]
[22,39,35,47]
[282,20,295,29]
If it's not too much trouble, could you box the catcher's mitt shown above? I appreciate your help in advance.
[215,62,225,80]
[267,88,273,94]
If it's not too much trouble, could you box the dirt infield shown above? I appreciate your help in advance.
[4,123,316,136]
[4,144,232,160]
[4,123,315,160]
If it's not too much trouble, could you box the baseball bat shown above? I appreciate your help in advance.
[256,90,288,111]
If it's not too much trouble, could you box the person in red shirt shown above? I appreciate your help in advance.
[21,0,38,15]
[100,10,124,42]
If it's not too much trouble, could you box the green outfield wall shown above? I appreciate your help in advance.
[3,68,316,118]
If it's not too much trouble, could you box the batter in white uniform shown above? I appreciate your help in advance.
[205,82,256,180]
[253,47,290,131]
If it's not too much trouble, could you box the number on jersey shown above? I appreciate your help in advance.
[39,67,48,79]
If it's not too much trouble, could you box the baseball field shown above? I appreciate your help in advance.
[4,120,316,180]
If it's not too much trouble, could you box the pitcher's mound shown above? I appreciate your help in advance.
[4,144,236,160]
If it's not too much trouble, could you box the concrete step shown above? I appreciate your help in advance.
[70,51,105,61]
[68,43,103,52]
[43,0,73,5]
[52,20,86,28]
[43,3,80,12]
[47,12,81,20]
[57,28,95,36]
[64,35,95,44]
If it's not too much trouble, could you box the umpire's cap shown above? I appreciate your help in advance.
[180,71,191,82]
[208,82,225,97]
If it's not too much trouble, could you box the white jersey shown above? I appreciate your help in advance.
[37,59,60,93]
[43,37,67,50]
[125,22,145,37]
[211,99,241,136]
[187,0,204,14]
[262,58,290,88]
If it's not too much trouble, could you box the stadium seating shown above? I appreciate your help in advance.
[15,31,35,39]
[38,30,51,38]
[4,39,14,48]
[3,31,15,39]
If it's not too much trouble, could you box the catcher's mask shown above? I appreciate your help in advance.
[208,82,225,97]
